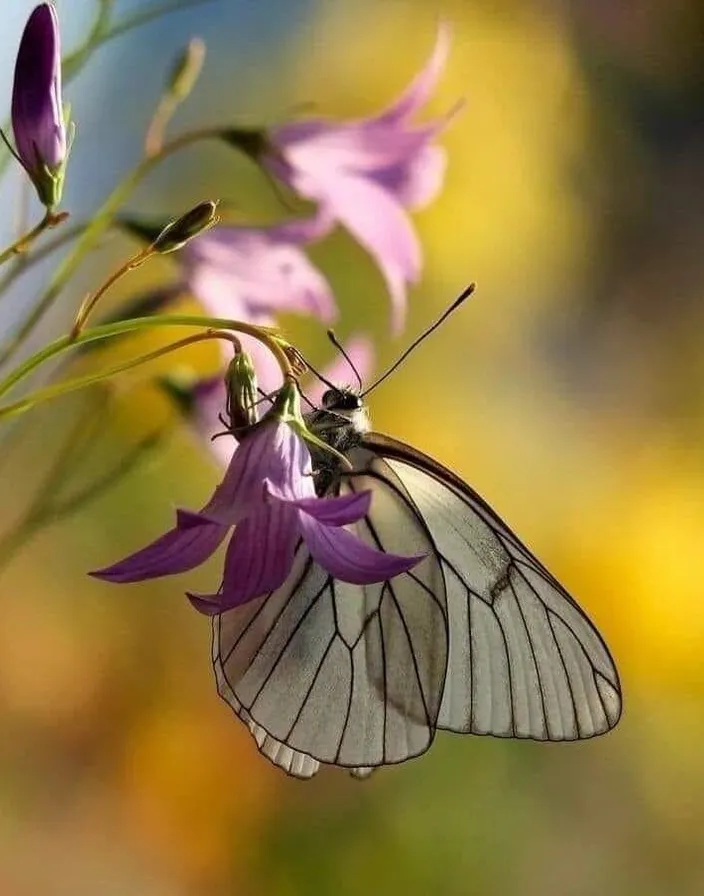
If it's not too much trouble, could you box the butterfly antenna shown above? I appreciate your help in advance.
[297,386,318,411]
[294,351,338,393]
[327,329,363,391]
[362,283,475,397]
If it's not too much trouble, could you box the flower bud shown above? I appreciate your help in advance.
[167,38,206,101]
[11,4,68,209]
[225,351,259,431]
[151,201,220,254]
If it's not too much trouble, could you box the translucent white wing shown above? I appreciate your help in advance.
[364,433,622,741]
[213,448,448,776]
[212,627,321,779]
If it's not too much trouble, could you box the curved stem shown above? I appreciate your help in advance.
[0,212,64,268]
[145,95,178,157]
[71,246,152,337]
[0,333,209,420]
[0,313,290,407]
[0,126,236,369]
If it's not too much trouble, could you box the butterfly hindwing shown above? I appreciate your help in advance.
[213,447,449,776]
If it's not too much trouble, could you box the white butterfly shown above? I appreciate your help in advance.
[212,387,622,779]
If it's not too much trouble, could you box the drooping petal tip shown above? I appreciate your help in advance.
[375,20,452,125]
[300,516,425,585]
[89,509,228,583]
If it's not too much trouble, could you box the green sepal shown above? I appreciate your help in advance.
[120,202,219,254]
[225,351,259,429]
[36,110,74,211]
[267,382,352,469]
[151,200,219,254]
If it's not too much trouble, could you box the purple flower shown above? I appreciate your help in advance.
[182,213,336,390]
[11,3,68,208]
[91,385,421,613]
[265,23,459,333]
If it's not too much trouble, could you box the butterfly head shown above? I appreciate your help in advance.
[320,387,370,434]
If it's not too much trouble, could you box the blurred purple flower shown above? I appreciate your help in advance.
[91,390,421,612]
[182,213,336,390]
[265,23,458,333]
[183,214,335,322]
[11,3,67,208]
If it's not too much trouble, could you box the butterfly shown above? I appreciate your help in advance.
[211,383,622,779]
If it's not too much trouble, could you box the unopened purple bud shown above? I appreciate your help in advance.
[11,4,67,209]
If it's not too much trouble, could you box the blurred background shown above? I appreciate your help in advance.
[0,0,703,893]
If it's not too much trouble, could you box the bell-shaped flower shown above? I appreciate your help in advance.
[264,23,459,334]
[91,383,421,612]
[11,3,68,209]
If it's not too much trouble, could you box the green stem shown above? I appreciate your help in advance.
[0,332,219,420]
[0,212,57,268]
[0,313,287,410]
[0,221,90,301]
[0,126,230,369]
[71,246,152,337]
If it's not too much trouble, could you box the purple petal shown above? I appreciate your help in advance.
[265,209,335,244]
[186,590,224,616]
[267,481,372,526]
[318,174,421,334]
[90,511,228,583]
[190,503,299,614]
[184,219,337,324]
[299,516,424,584]
[12,3,65,170]
[197,422,282,524]
[372,22,451,125]
[372,144,447,211]
[195,422,313,524]
[273,120,441,178]
[303,336,374,405]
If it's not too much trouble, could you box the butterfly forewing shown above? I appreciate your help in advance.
[364,432,622,741]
